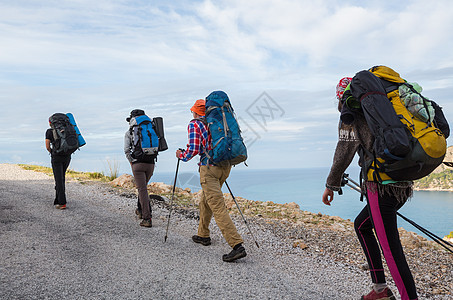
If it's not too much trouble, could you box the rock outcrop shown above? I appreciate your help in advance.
[110,174,135,189]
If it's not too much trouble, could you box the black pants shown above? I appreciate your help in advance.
[354,184,417,300]
[51,155,71,205]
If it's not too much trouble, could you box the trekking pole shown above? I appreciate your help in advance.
[164,152,182,243]
[395,212,453,252]
[342,174,453,254]
[224,181,260,248]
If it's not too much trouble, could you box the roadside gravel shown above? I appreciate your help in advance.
[0,163,443,299]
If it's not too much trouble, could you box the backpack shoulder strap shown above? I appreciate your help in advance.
[50,123,64,141]
[191,117,210,148]
[191,117,208,127]
[49,124,58,140]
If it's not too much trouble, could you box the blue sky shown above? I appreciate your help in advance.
[1,0,452,175]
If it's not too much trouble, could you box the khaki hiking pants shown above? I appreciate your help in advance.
[198,165,243,248]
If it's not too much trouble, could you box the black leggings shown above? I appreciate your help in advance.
[354,184,418,300]
[51,155,71,205]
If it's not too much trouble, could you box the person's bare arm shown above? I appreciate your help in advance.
[45,139,51,153]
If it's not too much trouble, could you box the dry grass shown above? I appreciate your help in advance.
[18,164,111,182]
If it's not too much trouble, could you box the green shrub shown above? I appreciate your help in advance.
[88,172,105,179]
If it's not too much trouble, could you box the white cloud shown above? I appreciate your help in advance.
[0,0,452,172]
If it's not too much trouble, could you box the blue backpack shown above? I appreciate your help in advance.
[129,115,160,163]
[205,91,247,166]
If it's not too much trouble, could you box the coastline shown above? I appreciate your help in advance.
[413,187,453,192]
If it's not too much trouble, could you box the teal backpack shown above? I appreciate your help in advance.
[205,91,247,166]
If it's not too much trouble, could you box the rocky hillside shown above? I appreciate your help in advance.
[414,145,453,191]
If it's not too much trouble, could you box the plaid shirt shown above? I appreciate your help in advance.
[179,119,210,166]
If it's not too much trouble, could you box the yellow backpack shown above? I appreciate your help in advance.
[347,66,448,182]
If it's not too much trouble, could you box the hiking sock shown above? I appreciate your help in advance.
[373,283,388,293]
[233,243,243,251]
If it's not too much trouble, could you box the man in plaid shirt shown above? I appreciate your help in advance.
[176,99,246,263]
[177,111,209,165]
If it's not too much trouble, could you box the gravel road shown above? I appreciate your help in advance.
[1,163,372,299]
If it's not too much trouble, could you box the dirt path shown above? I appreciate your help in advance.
[0,163,378,299]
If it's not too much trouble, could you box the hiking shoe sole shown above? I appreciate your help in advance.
[192,235,211,246]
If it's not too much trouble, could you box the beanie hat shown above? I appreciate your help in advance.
[126,109,145,122]
[190,99,206,116]
[336,77,352,100]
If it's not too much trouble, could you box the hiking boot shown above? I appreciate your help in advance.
[222,245,247,262]
[192,235,211,246]
[135,208,142,219]
[361,287,396,300]
[140,219,152,228]
[55,204,66,210]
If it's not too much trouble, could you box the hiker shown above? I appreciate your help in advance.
[322,77,418,300]
[175,98,247,262]
[124,109,156,228]
[45,113,79,209]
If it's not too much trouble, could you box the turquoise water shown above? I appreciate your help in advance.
[152,167,453,238]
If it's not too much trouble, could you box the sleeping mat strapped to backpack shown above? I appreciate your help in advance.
[66,113,86,147]
[152,117,168,152]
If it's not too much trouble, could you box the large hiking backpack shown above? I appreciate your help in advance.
[49,113,79,155]
[205,91,247,166]
[129,115,160,163]
[344,66,448,182]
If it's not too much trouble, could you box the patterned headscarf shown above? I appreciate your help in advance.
[336,77,352,100]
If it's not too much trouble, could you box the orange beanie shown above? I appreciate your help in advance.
[190,99,206,116]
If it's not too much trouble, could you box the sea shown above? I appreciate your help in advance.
[151,167,453,239]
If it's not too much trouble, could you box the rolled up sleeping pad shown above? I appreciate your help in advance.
[153,117,168,151]
[66,113,86,147]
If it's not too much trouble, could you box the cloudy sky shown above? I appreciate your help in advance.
[1,0,452,175]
